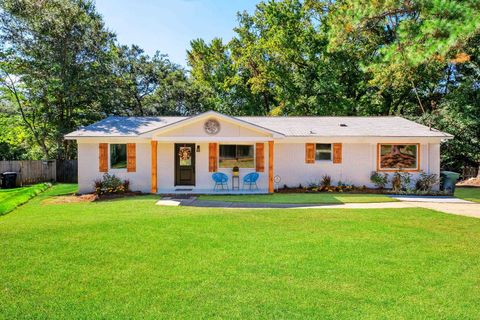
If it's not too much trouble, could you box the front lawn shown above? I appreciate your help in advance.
[455,187,480,203]
[0,183,50,215]
[199,192,397,204]
[1,184,480,318]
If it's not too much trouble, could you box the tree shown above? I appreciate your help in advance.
[111,44,202,116]
[187,0,479,171]
[0,0,116,159]
[325,0,480,169]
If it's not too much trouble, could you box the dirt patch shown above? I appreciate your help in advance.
[43,194,98,204]
[43,191,146,204]
[457,177,480,187]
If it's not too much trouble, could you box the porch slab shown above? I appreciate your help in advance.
[157,189,269,195]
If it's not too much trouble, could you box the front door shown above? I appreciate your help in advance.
[175,143,196,186]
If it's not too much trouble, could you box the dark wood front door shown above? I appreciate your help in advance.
[175,143,196,186]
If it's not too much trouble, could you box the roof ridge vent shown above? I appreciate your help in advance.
[339,123,348,127]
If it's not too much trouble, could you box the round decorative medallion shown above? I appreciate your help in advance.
[204,119,221,135]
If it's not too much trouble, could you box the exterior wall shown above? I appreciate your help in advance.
[77,142,151,194]
[158,119,270,138]
[77,138,442,194]
[274,141,441,189]
[156,142,269,192]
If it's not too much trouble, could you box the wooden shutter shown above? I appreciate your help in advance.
[305,143,315,164]
[99,143,108,172]
[209,143,217,172]
[255,143,265,172]
[333,143,342,164]
[127,143,136,172]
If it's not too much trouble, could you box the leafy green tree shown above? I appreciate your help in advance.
[0,0,116,159]
[325,0,480,169]
[111,44,202,116]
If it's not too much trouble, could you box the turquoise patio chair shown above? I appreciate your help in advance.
[242,172,259,191]
[212,172,229,191]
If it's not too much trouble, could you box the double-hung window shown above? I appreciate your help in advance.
[315,144,332,161]
[378,143,419,171]
[219,144,254,168]
[110,144,127,169]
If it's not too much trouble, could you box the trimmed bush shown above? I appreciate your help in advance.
[370,172,389,189]
[415,171,439,192]
[93,173,130,195]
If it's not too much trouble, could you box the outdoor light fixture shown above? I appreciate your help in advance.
[196,145,200,152]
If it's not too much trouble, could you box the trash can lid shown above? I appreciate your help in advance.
[441,171,460,178]
[1,172,17,175]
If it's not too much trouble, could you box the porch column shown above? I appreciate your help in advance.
[268,140,274,193]
[151,141,158,193]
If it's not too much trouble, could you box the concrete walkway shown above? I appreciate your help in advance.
[389,195,472,203]
[156,197,480,219]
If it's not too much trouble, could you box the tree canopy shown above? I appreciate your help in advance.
[0,0,478,172]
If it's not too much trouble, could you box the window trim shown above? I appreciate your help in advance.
[109,143,128,170]
[218,144,255,169]
[315,143,333,161]
[376,143,420,172]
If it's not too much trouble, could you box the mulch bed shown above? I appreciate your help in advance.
[276,187,451,196]
[457,177,480,187]
[43,191,144,204]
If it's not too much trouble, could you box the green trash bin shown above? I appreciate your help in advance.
[440,171,460,193]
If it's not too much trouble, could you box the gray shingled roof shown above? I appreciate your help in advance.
[65,115,452,138]
[66,116,186,137]
[237,116,451,137]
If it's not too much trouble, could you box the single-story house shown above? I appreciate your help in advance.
[65,110,453,194]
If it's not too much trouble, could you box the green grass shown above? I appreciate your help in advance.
[0,183,51,215]
[455,187,480,203]
[1,184,480,318]
[199,192,397,204]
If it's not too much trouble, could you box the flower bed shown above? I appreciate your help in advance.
[276,171,451,196]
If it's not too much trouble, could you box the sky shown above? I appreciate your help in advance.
[95,0,259,67]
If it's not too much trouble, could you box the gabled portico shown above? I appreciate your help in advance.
[146,111,278,194]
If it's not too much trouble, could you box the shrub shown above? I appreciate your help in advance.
[321,175,331,187]
[370,172,389,189]
[401,172,412,191]
[93,173,130,195]
[391,173,402,192]
[415,171,439,192]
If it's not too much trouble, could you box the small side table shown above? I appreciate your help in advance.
[232,175,240,191]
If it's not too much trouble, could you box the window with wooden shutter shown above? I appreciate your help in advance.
[305,143,315,164]
[208,143,217,172]
[255,143,265,172]
[127,143,136,172]
[333,143,342,164]
[99,143,108,172]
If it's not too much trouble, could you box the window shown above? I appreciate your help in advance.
[378,144,419,171]
[219,144,254,168]
[315,144,332,161]
[110,144,127,169]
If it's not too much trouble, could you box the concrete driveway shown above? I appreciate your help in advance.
[157,196,480,218]
[298,201,480,219]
